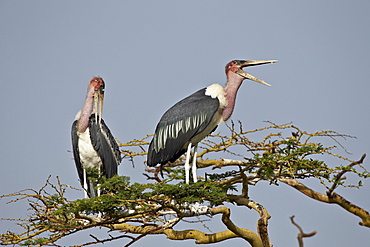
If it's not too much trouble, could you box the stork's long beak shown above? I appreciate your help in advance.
[93,87,104,126]
[236,60,277,86]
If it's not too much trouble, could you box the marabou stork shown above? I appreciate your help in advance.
[147,60,277,184]
[71,77,121,198]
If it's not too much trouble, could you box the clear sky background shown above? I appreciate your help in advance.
[1,1,369,246]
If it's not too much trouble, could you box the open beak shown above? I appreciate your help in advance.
[236,60,277,86]
[93,87,104,125]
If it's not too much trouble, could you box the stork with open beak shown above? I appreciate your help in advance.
[147,60,277,184]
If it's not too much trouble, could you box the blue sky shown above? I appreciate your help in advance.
[1,1,369,246]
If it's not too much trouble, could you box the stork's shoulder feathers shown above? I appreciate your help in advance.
[205,83,227,108]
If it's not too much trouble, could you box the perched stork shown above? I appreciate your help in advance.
[71,77,121,198]
[147,60,277,184]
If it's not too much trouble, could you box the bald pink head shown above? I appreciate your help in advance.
[89,77,105,91]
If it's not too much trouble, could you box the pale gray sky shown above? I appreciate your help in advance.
[1,1,369,246]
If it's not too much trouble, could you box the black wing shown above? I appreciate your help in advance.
[89,114,121,179]
[147,87,219,166]
[71,120,84,187]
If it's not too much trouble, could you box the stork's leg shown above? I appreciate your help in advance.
[97,166,101,197]
[97,166,102,218]
[184,143,192,184]
[83,170,88,199]
[192,144,198,183]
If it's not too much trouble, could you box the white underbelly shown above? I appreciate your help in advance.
[77,128,102,169]
[189,109,223,146]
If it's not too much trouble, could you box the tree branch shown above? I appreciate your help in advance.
[211,206,263,247]
[227,170,271,247]
[280,178,370,227]
[110,211,263,247]
[289,215,317,247]
[327,154,366,195]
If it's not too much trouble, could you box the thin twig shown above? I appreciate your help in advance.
[290,215,317,247]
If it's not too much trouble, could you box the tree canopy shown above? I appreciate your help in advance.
[1,122,369,247]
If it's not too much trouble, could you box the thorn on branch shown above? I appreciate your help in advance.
[290,215,317,247]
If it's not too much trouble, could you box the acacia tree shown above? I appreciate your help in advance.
[1,122,369,247]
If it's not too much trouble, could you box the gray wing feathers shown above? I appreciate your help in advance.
[89,114,121,179]
[71,120,84,186]
[147,88,219,166]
